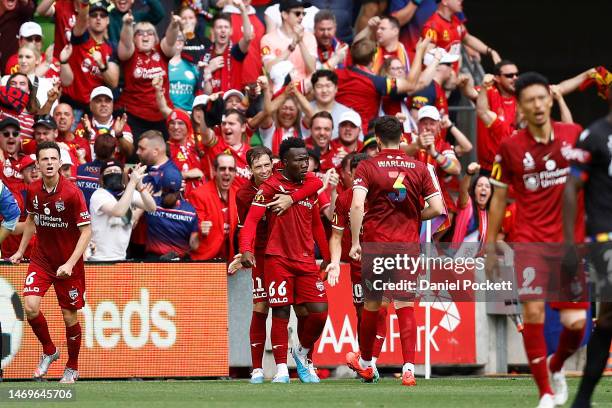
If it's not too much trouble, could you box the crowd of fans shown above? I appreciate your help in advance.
[0,0,608,262]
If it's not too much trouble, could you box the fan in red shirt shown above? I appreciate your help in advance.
[4,22,59,80]
[234,145,324,384]
[10,141,92,384]
[321,110,364,170]
[60,1,119,113]
[485,73,587,408]
[166,109,204,196]
[421,0,500,70]
[37,0,79,60]
[199,108,252,188]
[239,137,331,384]
[116,13,180,143]
[337,115,443,386]
[53,103,90,163]
[336,37,434,135]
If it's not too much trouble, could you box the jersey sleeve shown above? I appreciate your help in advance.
[570,128,595,181]
[289,172,323,203]
[352,161,371,193]
[235,189,251,227]
[490,140,513,188]
[72,189,91,226]
[231,43,248,62]
[331,193,348,231]
[371,74,397,97]
[421,165,440,201]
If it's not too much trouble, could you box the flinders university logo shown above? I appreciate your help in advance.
[0,277,24,370]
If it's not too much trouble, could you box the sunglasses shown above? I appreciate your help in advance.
[1,130,19,138]
[217,166,236,172]
[291,10,305,17]
[24,35,42,43]
[135,30,156,37]
[89,11,108,18]
[501,72,519,79]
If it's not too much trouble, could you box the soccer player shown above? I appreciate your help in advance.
[10,141,92,384]
[236,145,323,383]
[239,138,330,383]
[327,153,390,368]
[486,73,588,408]
[565,83,612,408]
[343,116,444,385]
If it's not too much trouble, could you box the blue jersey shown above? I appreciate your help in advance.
[0,180,20,231]
[144,197,199,257]
[143,160,182,194]
[76,159,104,207]
[169,59,199,111]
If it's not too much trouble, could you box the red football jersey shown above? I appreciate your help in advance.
[320,139,364,172]
[169,140,204,196]
[228,12,265,87]
[53,0,77,60]
[236,178,267,252]
[249,172,320,263]
[25,176,91,272]
[117,44,171,122]
[331,188,361,267]
[422,12,467,57]
[476,86,517,170]
[5,53,60,80]
[203,134,252,188]
[490,122,585,242]
[57,133,91,163]
[353,148,438,243]
[1,155,25,194]
[62,32,115,105]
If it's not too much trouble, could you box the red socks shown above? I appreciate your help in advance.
[271,317,289,364]
[396,306,416,364]
[27,313,56,356]
[550,326,586,373]
[523,323,553,396]
[299,311,328,350]
[250,311,267,370]
[372,307,388,359]
[359,309,379,361]
[65,323,81,370]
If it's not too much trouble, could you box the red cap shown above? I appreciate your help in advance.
[166,109,193,138]
[17,154,36,172]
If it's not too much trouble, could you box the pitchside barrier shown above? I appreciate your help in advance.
[0,262,590,378]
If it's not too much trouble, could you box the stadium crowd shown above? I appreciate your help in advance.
[0,0,611,405]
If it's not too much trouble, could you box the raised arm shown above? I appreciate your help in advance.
[476,75,496,126]
[118,12,136,61]
[160,14,182,58]
[551,85,574,123]
[396,37,430,94]
[236,0,254,53]
[458,162,479,209]
[152,76,173,118]
[72,0,90,37]
[35,0,55,17]
[462,34,501,64]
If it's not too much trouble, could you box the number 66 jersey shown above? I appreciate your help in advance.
[353,148,439,244]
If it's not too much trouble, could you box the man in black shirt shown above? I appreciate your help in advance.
[564,84,612,408]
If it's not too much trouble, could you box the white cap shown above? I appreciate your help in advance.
[19,22,42,38]
[417,105,441,122]
[423,47,460,66]
[90,86,113,101]
[192,94,209,109]
[60,149,73,167]
[338,110,362,128]
[223,89,245,102]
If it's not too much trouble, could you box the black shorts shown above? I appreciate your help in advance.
[588,242,612,301]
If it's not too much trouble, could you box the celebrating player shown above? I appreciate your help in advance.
[564,83,612,408]
[10,141,92,384]
[239,138,331,384]
[343,116,444,385]
[235,146,323,383]
[486,72,588,408]
[327,153,391,370]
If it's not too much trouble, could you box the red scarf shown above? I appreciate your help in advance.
[271,125,297,155]
[209,42,233,93]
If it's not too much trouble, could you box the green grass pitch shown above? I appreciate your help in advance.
[0,377,611,407]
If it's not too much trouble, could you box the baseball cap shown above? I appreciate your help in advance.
[160,169,182,194]
[0,117,20,131]
[89,0,110,14]
[279,0,311,12]
[34,115,57,129]
[100,159,123,174]
[360,136,377,153]
[90,86,113,101]
[60,149,73,167]
[423,47,460,66]
[223,89,245,102]
[18,154,36,172]
[417,105,441,122]
[338,110,362,128]
[19,22,43,38]
[192,94,209,109]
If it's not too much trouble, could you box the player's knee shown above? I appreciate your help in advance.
[305,302,328,314]
[560,309,587,330]
[522,304,545,323]
[61,309,78,327]
[272,306,290,320]
[394,300,414,309]
[293,304,308,317]
[364,300,382,312]
[253,302,269,314]
[24,298,40,319]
